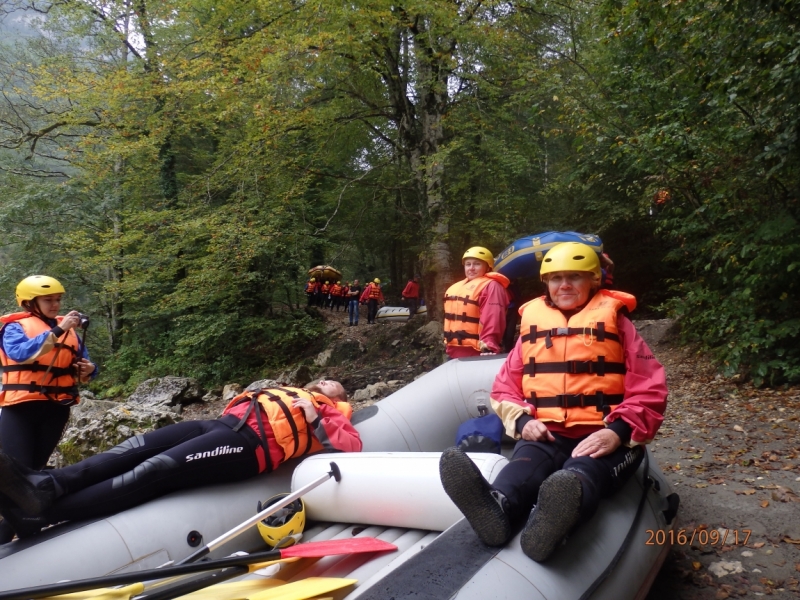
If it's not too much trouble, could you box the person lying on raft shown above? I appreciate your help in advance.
[0,380,361,540]
[440,242,667,562]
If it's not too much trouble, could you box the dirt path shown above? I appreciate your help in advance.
[641,323,800,599]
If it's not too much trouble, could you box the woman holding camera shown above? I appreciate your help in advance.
[0,276,96,542]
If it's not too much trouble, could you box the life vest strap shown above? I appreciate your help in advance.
[444,330,480,345]
[443,312,480,325]
[523,357,625,377]
[528,391,622,414]
[53,342,79,355]
[520,325,620,349]
[444,294,479,307]
[1,364,74,377]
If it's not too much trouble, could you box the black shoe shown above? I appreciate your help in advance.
[0,492,48,539]
[0,518,14,544]
[0,450,57,515]
[439,447,511,546]
[520,470,582,562]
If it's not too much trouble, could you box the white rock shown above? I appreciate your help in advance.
[314,348,333,367]
[222,384,243,402]
[708,561,744,578]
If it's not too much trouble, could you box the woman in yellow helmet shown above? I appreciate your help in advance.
[0,276,97,542]
[440,243,667,562]
[443,246,510,359]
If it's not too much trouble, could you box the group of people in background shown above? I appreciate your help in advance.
[304,278,350,310]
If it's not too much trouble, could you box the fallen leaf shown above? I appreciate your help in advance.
[784,537,800,545]
[752,542,765,549]
[796,563,800,572]
[708,477,725,485]
[696,483,709,488]
[735,489,757,495]
[733,425,744,432]
[692,561,703,571]
[715,591,729,600]
[760,500,770,508]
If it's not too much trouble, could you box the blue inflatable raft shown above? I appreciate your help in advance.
[494,231,604,279]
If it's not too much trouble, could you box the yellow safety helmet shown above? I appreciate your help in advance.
[539,242,601,280]
[257,494,306,548]
[310,277,316,282]
[462,247,494,270]
[337,280,341,284]
[16,275,66,306]
[373,278,380,284]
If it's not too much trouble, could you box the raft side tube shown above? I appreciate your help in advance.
[353,356,505,453]
[292,452,508,531]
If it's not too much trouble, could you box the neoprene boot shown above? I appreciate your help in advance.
[0,450,59,515]
[520,470,583,562]
[439,447,511,546]
[0,491,48,539]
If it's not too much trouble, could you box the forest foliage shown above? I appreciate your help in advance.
[0,0,797,389]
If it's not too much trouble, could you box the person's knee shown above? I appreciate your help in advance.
[111,454,179,490]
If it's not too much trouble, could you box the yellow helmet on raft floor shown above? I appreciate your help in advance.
[16,275,66,306]
[257,493,306,548]
[462,247,494,270]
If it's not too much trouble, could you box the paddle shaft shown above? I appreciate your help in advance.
[178,461,341,564]
[132,565,249,600]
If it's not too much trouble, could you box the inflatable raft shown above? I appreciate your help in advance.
[375,305,427,323]
[307,265,342,282]
[494,232,604,279]
[0,356,677,599]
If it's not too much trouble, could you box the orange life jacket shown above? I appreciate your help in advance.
[0,313,81,407]
[518,289,636,428]
[305,281,317,294]
[224,386,352,467]
[330,284,342,296]
[443,273,509,351]
[321,284,330,294]
[367,284,382,300]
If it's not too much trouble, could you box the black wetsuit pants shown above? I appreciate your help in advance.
[367,299,379,323]
[0,401,71,469]
[491,434,643,524]
[45,417,261,524]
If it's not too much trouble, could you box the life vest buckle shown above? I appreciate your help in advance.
[551,327,570,337]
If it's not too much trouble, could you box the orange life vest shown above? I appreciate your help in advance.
[518,289,636,428]
[330,284,342,296]
[0,313,81,407]
[305,281,317,294]
[224,386,352,467]
[443,273,509,351]
[321,284,330,294]
[367,284,382,300]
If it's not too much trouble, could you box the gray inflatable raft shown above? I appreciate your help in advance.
[0,356,677,599]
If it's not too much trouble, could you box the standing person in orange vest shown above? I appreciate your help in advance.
[329,281,342,311]
[443,247,509,359]
[440,243,667,562]
[0,276,98,543]
[319,280,331,307]
[0,380,360,539]
[338,282,350,313]
[304,278,318,307]
[359,279,384,324]
[401,276,421,319]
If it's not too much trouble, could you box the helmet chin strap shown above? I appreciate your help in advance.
[24,298,48,321]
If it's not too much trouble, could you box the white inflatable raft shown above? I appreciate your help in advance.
[0,356,678,599]
[375,305,427,323]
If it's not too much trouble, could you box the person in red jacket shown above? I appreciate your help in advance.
[0,380,361,539]
[360,279,384,324]
[443,247,509,359]
[440,242,667,562]
[304,278,319,307]
[401,276,421,319]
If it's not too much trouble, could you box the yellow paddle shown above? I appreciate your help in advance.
[40,558,299,600]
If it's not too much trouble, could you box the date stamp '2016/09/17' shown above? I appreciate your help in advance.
[646,529,751,547]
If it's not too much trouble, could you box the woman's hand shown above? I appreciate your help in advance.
[60,311,82,331]
[293,398,319,423]
[572,429,621,459]
[76,358,96,382]
[521,419,556,442]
